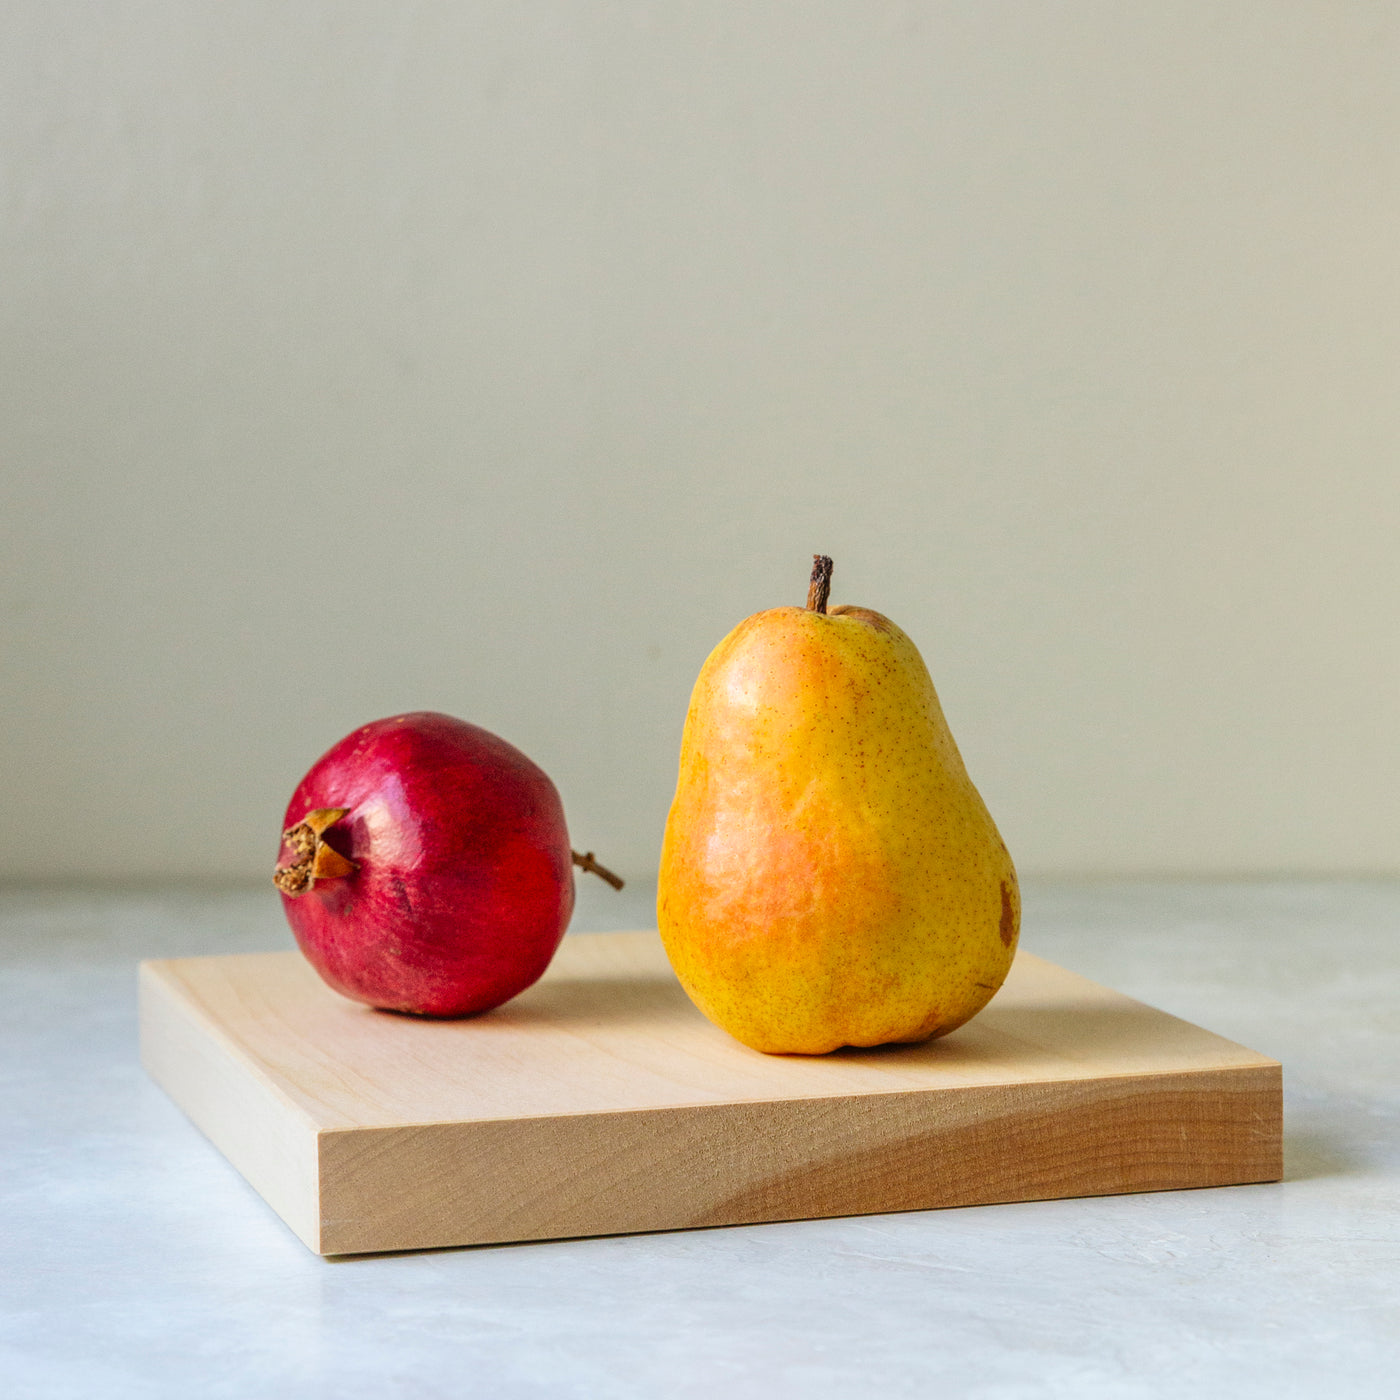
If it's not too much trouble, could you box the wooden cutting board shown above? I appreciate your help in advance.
[139,931,1281,1256]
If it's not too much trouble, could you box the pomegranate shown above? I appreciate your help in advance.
[273,711,620,1017]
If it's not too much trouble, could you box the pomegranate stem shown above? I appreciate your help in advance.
[572,850,625,890]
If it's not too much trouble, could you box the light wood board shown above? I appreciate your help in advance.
[139,931,1281,1255]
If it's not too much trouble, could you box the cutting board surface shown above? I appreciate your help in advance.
[140,931,1281,1255]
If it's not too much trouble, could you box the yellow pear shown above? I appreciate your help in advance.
[657,556,1019,1055]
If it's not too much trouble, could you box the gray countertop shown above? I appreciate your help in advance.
[3,878,1397,1398]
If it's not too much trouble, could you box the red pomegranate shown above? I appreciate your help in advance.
[273,712,618,1017]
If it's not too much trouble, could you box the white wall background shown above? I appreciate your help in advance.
[3,2,1397,883]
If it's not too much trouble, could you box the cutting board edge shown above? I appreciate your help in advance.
[140,958,324,1251]
[310,1060,1282,1255]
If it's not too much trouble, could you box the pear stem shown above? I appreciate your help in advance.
[806,555,833,614]
[572,850,625,890]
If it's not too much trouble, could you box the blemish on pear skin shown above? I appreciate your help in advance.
[999,881,1015,948]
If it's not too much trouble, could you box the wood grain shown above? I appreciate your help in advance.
[139,931,1281,1255]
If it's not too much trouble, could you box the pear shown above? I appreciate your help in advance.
[657,556,1019,1055]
